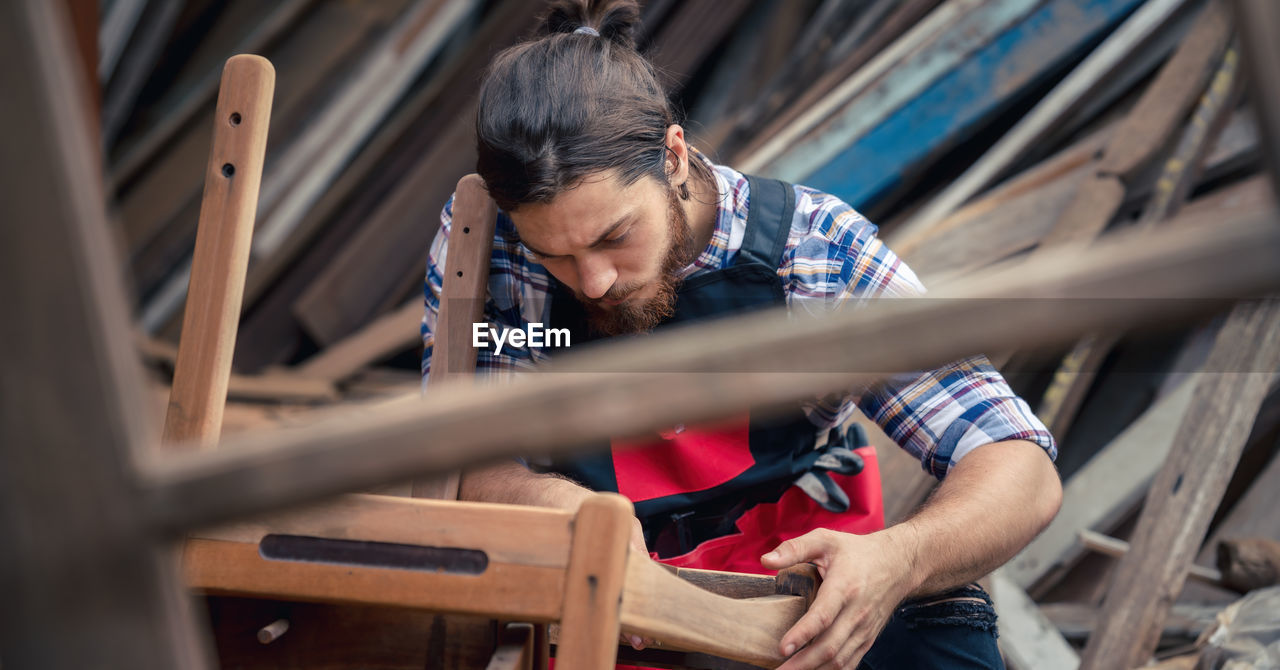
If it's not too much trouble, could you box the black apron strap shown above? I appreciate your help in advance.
[736,175,796,269]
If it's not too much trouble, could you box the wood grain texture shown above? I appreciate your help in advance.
[430,174,499,384]
[0,0,209,665]
[1006,379,1197,592]
[891,0,1190,247]
[142,209,1280,530]
[1080,299,1280,669]
[557,494,631,669]
[1078,530,1225,586]
[297,299,423,382]
[185,538,567,621]
[190,493,574,567]
[1098,0,1232,178]
[621,550,805,668]
[162,55,274,449]
[414,174,498,499]
[1034,41,1244,438]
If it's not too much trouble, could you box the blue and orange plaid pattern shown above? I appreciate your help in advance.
[422,152,1056,479]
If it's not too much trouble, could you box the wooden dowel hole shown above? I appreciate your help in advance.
[229,112,242,126]
[222,163,235,178]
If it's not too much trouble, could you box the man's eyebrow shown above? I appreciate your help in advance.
[521,215,633,259]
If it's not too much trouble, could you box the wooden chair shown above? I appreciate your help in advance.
[164,55,811,669]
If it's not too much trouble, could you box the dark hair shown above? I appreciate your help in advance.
[475,0,713,212]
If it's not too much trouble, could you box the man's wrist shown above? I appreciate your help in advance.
[877,521,929,600]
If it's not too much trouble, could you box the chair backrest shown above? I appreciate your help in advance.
[164,59,809,667]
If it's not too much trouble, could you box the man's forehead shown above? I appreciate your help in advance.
[510,173,652,248]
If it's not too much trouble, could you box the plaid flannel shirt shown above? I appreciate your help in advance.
[422,154,1056,479]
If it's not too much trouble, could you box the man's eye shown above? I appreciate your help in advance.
[604,232,629,246]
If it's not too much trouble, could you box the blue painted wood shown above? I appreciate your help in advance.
[801,0,1146,211]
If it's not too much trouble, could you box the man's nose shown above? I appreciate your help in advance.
[578,254,617,300]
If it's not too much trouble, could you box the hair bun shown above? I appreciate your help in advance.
[542,0,640,49]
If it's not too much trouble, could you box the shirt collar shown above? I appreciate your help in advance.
[680,150,744,277]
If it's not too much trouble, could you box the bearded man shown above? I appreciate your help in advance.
[421,2,1062,668]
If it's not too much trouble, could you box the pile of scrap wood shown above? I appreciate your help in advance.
[87,0,1278,666]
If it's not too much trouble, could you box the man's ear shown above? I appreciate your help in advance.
[664,124,690,188]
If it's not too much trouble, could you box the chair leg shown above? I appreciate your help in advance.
[557,493,633,669]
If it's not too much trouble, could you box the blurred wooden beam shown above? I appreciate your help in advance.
[0,0,209,664]
[140,207,1280,533]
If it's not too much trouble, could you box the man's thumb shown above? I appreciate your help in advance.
[761,530,829,569]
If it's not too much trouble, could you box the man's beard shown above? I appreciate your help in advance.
[578,187,697,336]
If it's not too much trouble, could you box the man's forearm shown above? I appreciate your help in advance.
[458,460,593,510]
[883,439,1062,598]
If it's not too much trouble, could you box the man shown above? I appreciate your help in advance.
[422,3,1062,667]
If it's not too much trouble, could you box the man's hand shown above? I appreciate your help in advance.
[761,528,917,669]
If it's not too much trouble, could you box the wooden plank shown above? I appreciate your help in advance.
[738,0,1006,174]
[1040,601,1220,643]
[163,55,275,449]
[729,0,940,165]
[186,495,575,622]
[795,0,1146,210]
[139,0,445,332]
[101,0,185,147]
[1034,41,1243,439]
[414,174,498,499]
[1234,0,1280,198]
[1005,379,1197,591]
[427,174,499,384]
[253,0,476,254]
[620,549,806,667]
[641,0,752,94]
[557,494,631,669]
[0,0,209,665]
[1040,0,1233,249]
[185,538,568,621]
[296,299,423,382]
[741,0,1033,176]
[108,0,315,190]
[230,0,542,371]
[139,206,1280,532]
[140,333,340,402]
[190,494,575,567]
[1079,298,1280,670]
[286,0,535,346]
[1078,530,1226,586]
[904,109,1260,281]
[890,0,1190,249]
[1179,390,1280,602]
[124,0,411,322]
[989,570,1079,670]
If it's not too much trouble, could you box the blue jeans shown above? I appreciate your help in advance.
[858,583,1004,670]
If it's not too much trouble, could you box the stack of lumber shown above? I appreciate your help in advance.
[78,0,1279,667]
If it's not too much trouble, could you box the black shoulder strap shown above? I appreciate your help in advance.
[736,175,796,268]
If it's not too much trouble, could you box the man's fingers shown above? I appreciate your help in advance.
[829,626,873,669]
[778,581,844,660]
[762,528,835,570]
[777,600,859,670]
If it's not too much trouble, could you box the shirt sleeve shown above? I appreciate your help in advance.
[783,187,1057,479]
[421,194,543,387]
